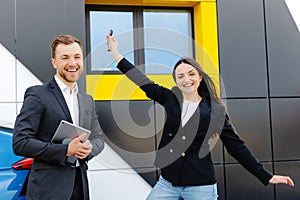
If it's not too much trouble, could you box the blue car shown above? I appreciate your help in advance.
[0,123,33,200]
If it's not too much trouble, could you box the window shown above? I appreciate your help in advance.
[86,6,194,74]
[143,9,193,74]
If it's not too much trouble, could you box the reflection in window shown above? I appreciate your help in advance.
[89,11,134,71]
[143,10,193,74]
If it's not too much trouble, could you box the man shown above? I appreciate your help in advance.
[13,34,105,200]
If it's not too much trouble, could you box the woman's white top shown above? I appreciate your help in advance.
[181,99,200,127]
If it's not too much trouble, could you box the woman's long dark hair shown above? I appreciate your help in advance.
[172,57,221,104]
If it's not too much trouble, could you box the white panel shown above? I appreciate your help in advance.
[16,60,42,102]
[88,169,151,200]
[0,44,16,102]
[88,143,133,170]
[0,103,16,125]
[285,0,300,32]
[88,143,152,199]
[16,103,23,116]
[0,120,14,129]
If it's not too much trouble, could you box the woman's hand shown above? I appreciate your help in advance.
[269,175,294,186]
[105,35,123,63]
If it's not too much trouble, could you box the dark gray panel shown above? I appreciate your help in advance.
[96,100,156,168]
[224,99,272,163]
[135,167,158,187]
[66,0,87,91]
[274,161,300,199]
[0,0,15,53]
[217,0,268,98]
[153,103,165,151]
[214,165,225,200]
[271,98,300,160]
[225,163,274,199]
[15,0,85,83]
[266,0,300,97]
[211,139,224,164]
[66,0,86,41]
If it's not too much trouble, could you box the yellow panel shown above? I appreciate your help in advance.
[194,2,220,94]
[85,0,214,7]
[87,74,175,100]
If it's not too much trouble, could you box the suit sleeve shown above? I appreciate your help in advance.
[13,87,68,166]
[87,95,105,158]
[116,58,172,105]
[220,113,273,185]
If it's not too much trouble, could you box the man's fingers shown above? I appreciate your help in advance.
[79,132,87,142]
[75,147,91,159]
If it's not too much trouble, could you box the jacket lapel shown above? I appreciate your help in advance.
[199,97,211,121]
[180,96,211,128]
[77,92,86,127]
[50,78,73,122]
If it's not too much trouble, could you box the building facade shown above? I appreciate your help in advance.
[0,0,299,199]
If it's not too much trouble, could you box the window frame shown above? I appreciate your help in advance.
[85,5,194,74]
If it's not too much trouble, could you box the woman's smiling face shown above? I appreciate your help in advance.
[175,63,202,97]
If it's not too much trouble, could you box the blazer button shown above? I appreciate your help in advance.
[181,152,186,157]
[182,136,186,140]
[169,133,173,137]
[169,149,173,153]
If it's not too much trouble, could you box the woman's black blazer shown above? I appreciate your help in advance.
[117,58,272,186]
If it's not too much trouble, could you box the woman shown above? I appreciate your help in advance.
[106,36,294,200]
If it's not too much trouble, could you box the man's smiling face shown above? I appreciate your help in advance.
[52,42,83,88]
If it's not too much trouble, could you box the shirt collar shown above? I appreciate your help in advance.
[54,75,78,95]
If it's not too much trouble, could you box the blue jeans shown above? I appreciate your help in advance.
[146,176,218,200]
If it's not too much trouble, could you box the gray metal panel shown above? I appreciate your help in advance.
[224,99,272,163]
[271,98,300,161]
[211,139,224,164]
[66,0,87,91]
[153,102,165,151]
[0,0,15,53]
[96,100,156,169]
[217,0,268,98]
[135,167,158,187]
[266,0,300,97]
[225,163,274,199]
[274,161,300,199]
[15,0,85,83]
[214,165,225,200]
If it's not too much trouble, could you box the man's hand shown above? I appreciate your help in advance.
[66,133,93,159]
[75,139,93,159]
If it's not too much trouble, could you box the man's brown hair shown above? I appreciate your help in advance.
[51,34,82,58]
